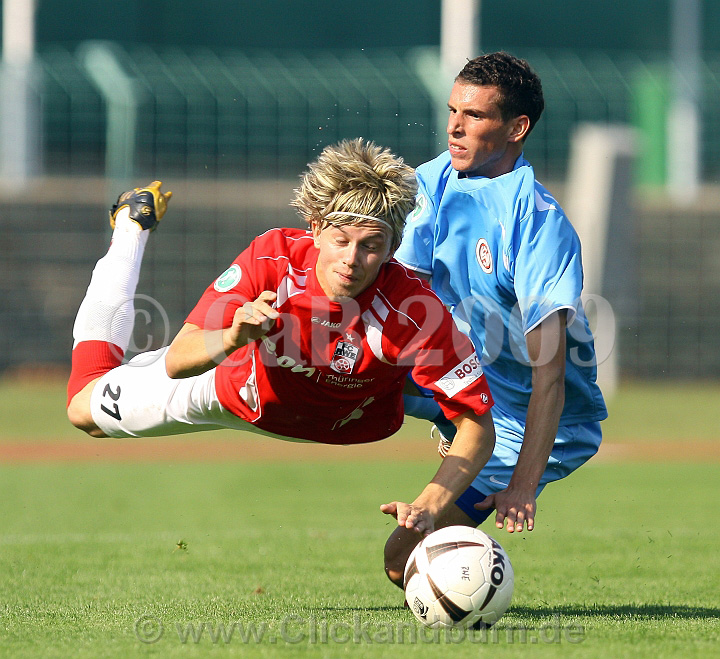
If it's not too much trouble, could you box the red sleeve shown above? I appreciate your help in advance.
[418,340,494,420]
[184,230,283,330]
[386,278,493,419]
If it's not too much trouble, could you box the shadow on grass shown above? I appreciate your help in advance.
[320,603,719,621]
[320,606,407,613]
[509,603,719,620]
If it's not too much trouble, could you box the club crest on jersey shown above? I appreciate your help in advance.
[330,340,359,374]
[476,238,493,274]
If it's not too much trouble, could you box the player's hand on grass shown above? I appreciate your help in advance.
[380,501,435,537]
[475,487,536,533]
[226,291,279,349]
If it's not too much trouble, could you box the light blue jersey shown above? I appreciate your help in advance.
[397,152,607,425]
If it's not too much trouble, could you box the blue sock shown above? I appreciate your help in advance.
[403,394,457,439]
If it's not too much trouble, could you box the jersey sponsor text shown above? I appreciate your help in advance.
[435,353,483,398]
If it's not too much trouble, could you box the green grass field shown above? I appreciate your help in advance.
[0,380,718,657]
[3,379,720,442]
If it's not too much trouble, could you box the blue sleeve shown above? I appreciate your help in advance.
[512,204,584,334]
[394,173,436,274]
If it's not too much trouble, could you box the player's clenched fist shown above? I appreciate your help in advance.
[109,180,173,231]
[226,291,279,349]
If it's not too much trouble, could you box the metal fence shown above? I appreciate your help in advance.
[2,45,720,380]
[32,44,720,180]
[38,45,441,180]
[622,195,720,379]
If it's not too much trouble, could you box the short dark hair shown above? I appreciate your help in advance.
[456,52,545,137]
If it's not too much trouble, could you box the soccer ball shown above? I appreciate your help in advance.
[403,525,514,629]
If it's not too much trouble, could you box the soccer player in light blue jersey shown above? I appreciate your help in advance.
[384,52,608,588]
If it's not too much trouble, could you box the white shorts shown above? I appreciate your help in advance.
[89,347,303,441]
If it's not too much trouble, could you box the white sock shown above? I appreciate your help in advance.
[72,207,150,351]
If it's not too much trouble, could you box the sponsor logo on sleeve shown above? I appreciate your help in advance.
[214,264,242,292]
[435,353,484,398]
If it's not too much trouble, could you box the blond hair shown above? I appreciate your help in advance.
[291,138,417,251]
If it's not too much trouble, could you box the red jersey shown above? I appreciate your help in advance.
[185,228,493,444]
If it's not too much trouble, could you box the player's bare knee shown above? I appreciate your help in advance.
[385,567,404,588]
[384,529,418,588]
[383,540,404,587]
[66,403,93,434]
[66,397,105,437]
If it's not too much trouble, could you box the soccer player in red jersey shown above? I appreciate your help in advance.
[67,138,495,537]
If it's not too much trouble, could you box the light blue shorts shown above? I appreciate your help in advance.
[455,405,602,524]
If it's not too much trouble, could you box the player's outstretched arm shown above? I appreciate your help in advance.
[165,291,279,378]
[381,410,495,536]
[475,310,567,533]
